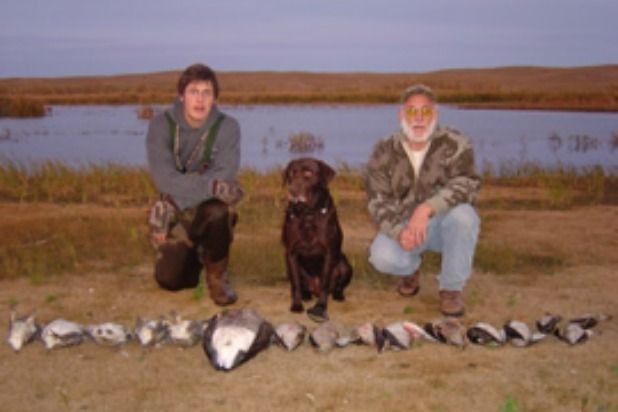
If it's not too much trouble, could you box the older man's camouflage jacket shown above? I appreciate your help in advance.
[366,126,481,239]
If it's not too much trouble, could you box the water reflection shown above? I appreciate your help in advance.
[0,128,12,141]
[548,132,603,154]
[278,131,325,154]
[0,104,616,175]
[610,132,618,152]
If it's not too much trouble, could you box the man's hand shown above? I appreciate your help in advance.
[398,202,433,251]
[151,231,167,246]
[148,198,177,248]
[398,227,416,251]
[212,179,244,205]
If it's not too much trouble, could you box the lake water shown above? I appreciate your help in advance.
[0,104,616,174]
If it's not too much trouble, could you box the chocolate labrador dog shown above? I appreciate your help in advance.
[281,157,353,322]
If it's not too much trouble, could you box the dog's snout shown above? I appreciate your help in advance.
[287,192,307,203]
[286,172,314,203]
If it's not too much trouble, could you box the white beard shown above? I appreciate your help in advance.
[401,117,437,144]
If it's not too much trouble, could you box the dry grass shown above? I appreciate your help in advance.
[1,163,617,283]
[0,265,616,411]
[0,96,46,117]
[0,164,617,411]
[1,65,617,110]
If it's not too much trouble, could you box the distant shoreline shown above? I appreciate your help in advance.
[1,65,617,112]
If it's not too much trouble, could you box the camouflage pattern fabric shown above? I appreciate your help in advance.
[150,203,196,252]
[366,126,481,239]
[148,199,177,247]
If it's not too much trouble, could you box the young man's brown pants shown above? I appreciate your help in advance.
[154,198,238,305]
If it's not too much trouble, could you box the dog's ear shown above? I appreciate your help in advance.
[317,160,335,185]
[282,161,294,186]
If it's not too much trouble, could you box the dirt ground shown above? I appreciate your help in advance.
[1,204,617,412]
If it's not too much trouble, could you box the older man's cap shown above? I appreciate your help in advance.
[400,84,437,104]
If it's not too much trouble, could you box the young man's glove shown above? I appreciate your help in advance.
[212,179,244,205]
[148,198,177,248]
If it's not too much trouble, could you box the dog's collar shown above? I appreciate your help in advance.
[287,189,332,218]
[287,203,329,218]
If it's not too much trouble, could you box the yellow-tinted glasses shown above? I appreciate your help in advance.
[403,105,434,120]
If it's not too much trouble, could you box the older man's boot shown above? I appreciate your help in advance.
[397,270,420,297]
[439,290,465,317]
[205,257,237,306]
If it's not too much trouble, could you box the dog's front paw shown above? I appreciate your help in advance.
[290,302,304,313]
[307,304,329,323]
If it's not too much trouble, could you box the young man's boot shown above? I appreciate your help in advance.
[439,290,465,317]
[205,257,237,306]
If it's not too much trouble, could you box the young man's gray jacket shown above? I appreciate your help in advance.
[146,99,241,210]
[366,126,481,239]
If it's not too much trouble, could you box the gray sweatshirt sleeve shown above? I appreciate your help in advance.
[145,114,241,210]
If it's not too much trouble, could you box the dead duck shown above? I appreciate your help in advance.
[309,321,340,353]
[86,322,133,347]
[535,313,562,334]
[503,320,546,347]
[334,324,365,348]
[423,318,467,348]
[202,308,274,371]
[554,322,593,345]
[383,322,409,350]
[134,317,169,347]
[164,312,204,347]
[553,313,610,345]
[401,321,438,343]
[382,321,420,350]
[466,322,506,346]
[355,322,386,352]
[568,313,611,330]
[7,311,40,352]
[41,319,86,350]
[274,322,307,351]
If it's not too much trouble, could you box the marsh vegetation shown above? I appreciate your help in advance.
[1,65,617,114]
[1,162,616,282]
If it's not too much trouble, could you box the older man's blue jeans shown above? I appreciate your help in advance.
[368,203,480,291]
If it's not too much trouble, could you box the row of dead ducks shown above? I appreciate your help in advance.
[8,309,611,371]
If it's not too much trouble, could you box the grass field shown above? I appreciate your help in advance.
[0,163,617,411]
[0,162,616,282]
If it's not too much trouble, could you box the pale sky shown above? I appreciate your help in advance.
[0,0,616,78]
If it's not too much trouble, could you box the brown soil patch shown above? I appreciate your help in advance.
[1,205,617,412]
[481,206,618,266]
